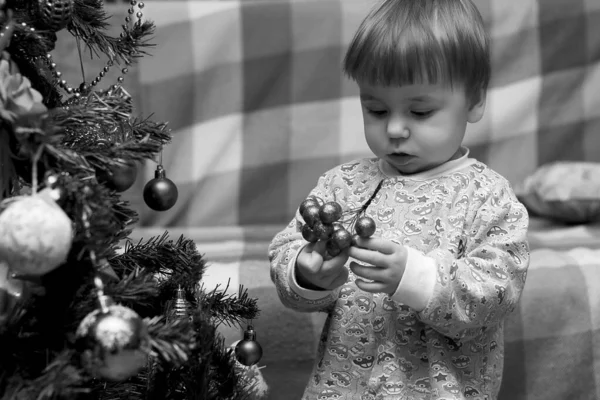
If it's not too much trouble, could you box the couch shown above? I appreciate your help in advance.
[56,0,600,398]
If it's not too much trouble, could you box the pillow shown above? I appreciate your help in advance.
[515,162,600,224]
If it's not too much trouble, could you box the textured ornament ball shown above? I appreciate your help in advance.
[332,227,352,249]
[37,0,73,32]
[97,161,138,193]
[143,166,178,211]
[76,304,149,382]
[319,202,343,224]
[0,196,72,276]
[355,216,376,238]
[299,198,319,217]
[235,326,263,366]
[301,224,319,243]
[301,205,321,228]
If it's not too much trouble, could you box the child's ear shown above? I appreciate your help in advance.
[467,89,486,123]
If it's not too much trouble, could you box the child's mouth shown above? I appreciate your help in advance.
[388,153,415,165]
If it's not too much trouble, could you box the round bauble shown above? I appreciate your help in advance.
[301,224,319,243]
[76,304,149,382]
[234,326,263,366]
[332,227,352,249]
[319,202,342,224]
[355,216,376,238]
[143,166,178,211]
[0,195,72,276]
[301,205,321,229]
[299,198,319,217]
[97,161,138,193]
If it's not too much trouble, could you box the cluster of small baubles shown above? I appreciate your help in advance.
[299,196,376,258]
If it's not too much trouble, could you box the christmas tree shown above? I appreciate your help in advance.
[0,0,265,399]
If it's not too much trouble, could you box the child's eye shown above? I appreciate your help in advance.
[411,110,434,118]
[366,109,387,117]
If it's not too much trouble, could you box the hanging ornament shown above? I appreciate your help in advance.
[143,164,178,211]
[168,285,191,322]
[229,340,269,399]
[235,325,263,366]
[96,160,138,193]
[0,193,72,276]
[0,261,25,328]
[76,276,149,382]
[36,0,73,32]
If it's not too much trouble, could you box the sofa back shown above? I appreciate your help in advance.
[55,0,600,237]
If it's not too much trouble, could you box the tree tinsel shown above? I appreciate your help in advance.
[0,0,263,399]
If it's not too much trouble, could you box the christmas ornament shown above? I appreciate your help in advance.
[299,198,318,215]
[355,216,376,238]
[301,224,319,243]
[76,278,149,382]
[97,160,138,193]
[143,165,178,211]
[168,285,191,322]
[0,195,72,276]
[0,261,24,327]
[301,204,321,228]
[235,325,263,366]
[36,0,73,32]
[297,190,380,258]
[331,227,352,249]
[319,202,342,224]
[229,341,269,399]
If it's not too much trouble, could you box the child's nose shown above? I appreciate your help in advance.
[387,115,410,139]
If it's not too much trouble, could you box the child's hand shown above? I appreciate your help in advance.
[295,240,350,291]
[348,236,407,295]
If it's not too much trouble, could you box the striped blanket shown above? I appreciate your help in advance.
[55,1,600,399]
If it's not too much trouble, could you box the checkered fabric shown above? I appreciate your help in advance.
[116,0,600,238]
[54,1,600,399]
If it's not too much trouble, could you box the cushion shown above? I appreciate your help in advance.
[515,162,600,224]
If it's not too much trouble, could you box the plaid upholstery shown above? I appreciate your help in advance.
[113,0,600,236]
[55,1,600,399]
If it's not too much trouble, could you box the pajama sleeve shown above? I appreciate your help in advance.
[268,170,342,313]
[392,184,530,341]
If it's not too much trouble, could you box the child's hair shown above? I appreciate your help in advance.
[343,0,490,105]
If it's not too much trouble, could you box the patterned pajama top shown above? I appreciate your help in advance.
[268,149,530,400]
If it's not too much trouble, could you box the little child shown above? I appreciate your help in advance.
[268,0,530,398]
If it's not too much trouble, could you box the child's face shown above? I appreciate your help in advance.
[358,81,485,175]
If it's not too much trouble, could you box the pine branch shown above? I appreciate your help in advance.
[69,0,155,64]
[115,235,207,298]
[145,317,195,367]
[199,283,260,328]
[3,350,91,400]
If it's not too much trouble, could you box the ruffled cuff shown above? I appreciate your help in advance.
[390,246,437,311]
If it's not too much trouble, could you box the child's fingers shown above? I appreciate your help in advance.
[353,236,399,255]
[355,278,387,294]
[349,261,384,281]
[348,245,387,267]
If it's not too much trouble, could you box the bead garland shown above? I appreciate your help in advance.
[0,0,145,96]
